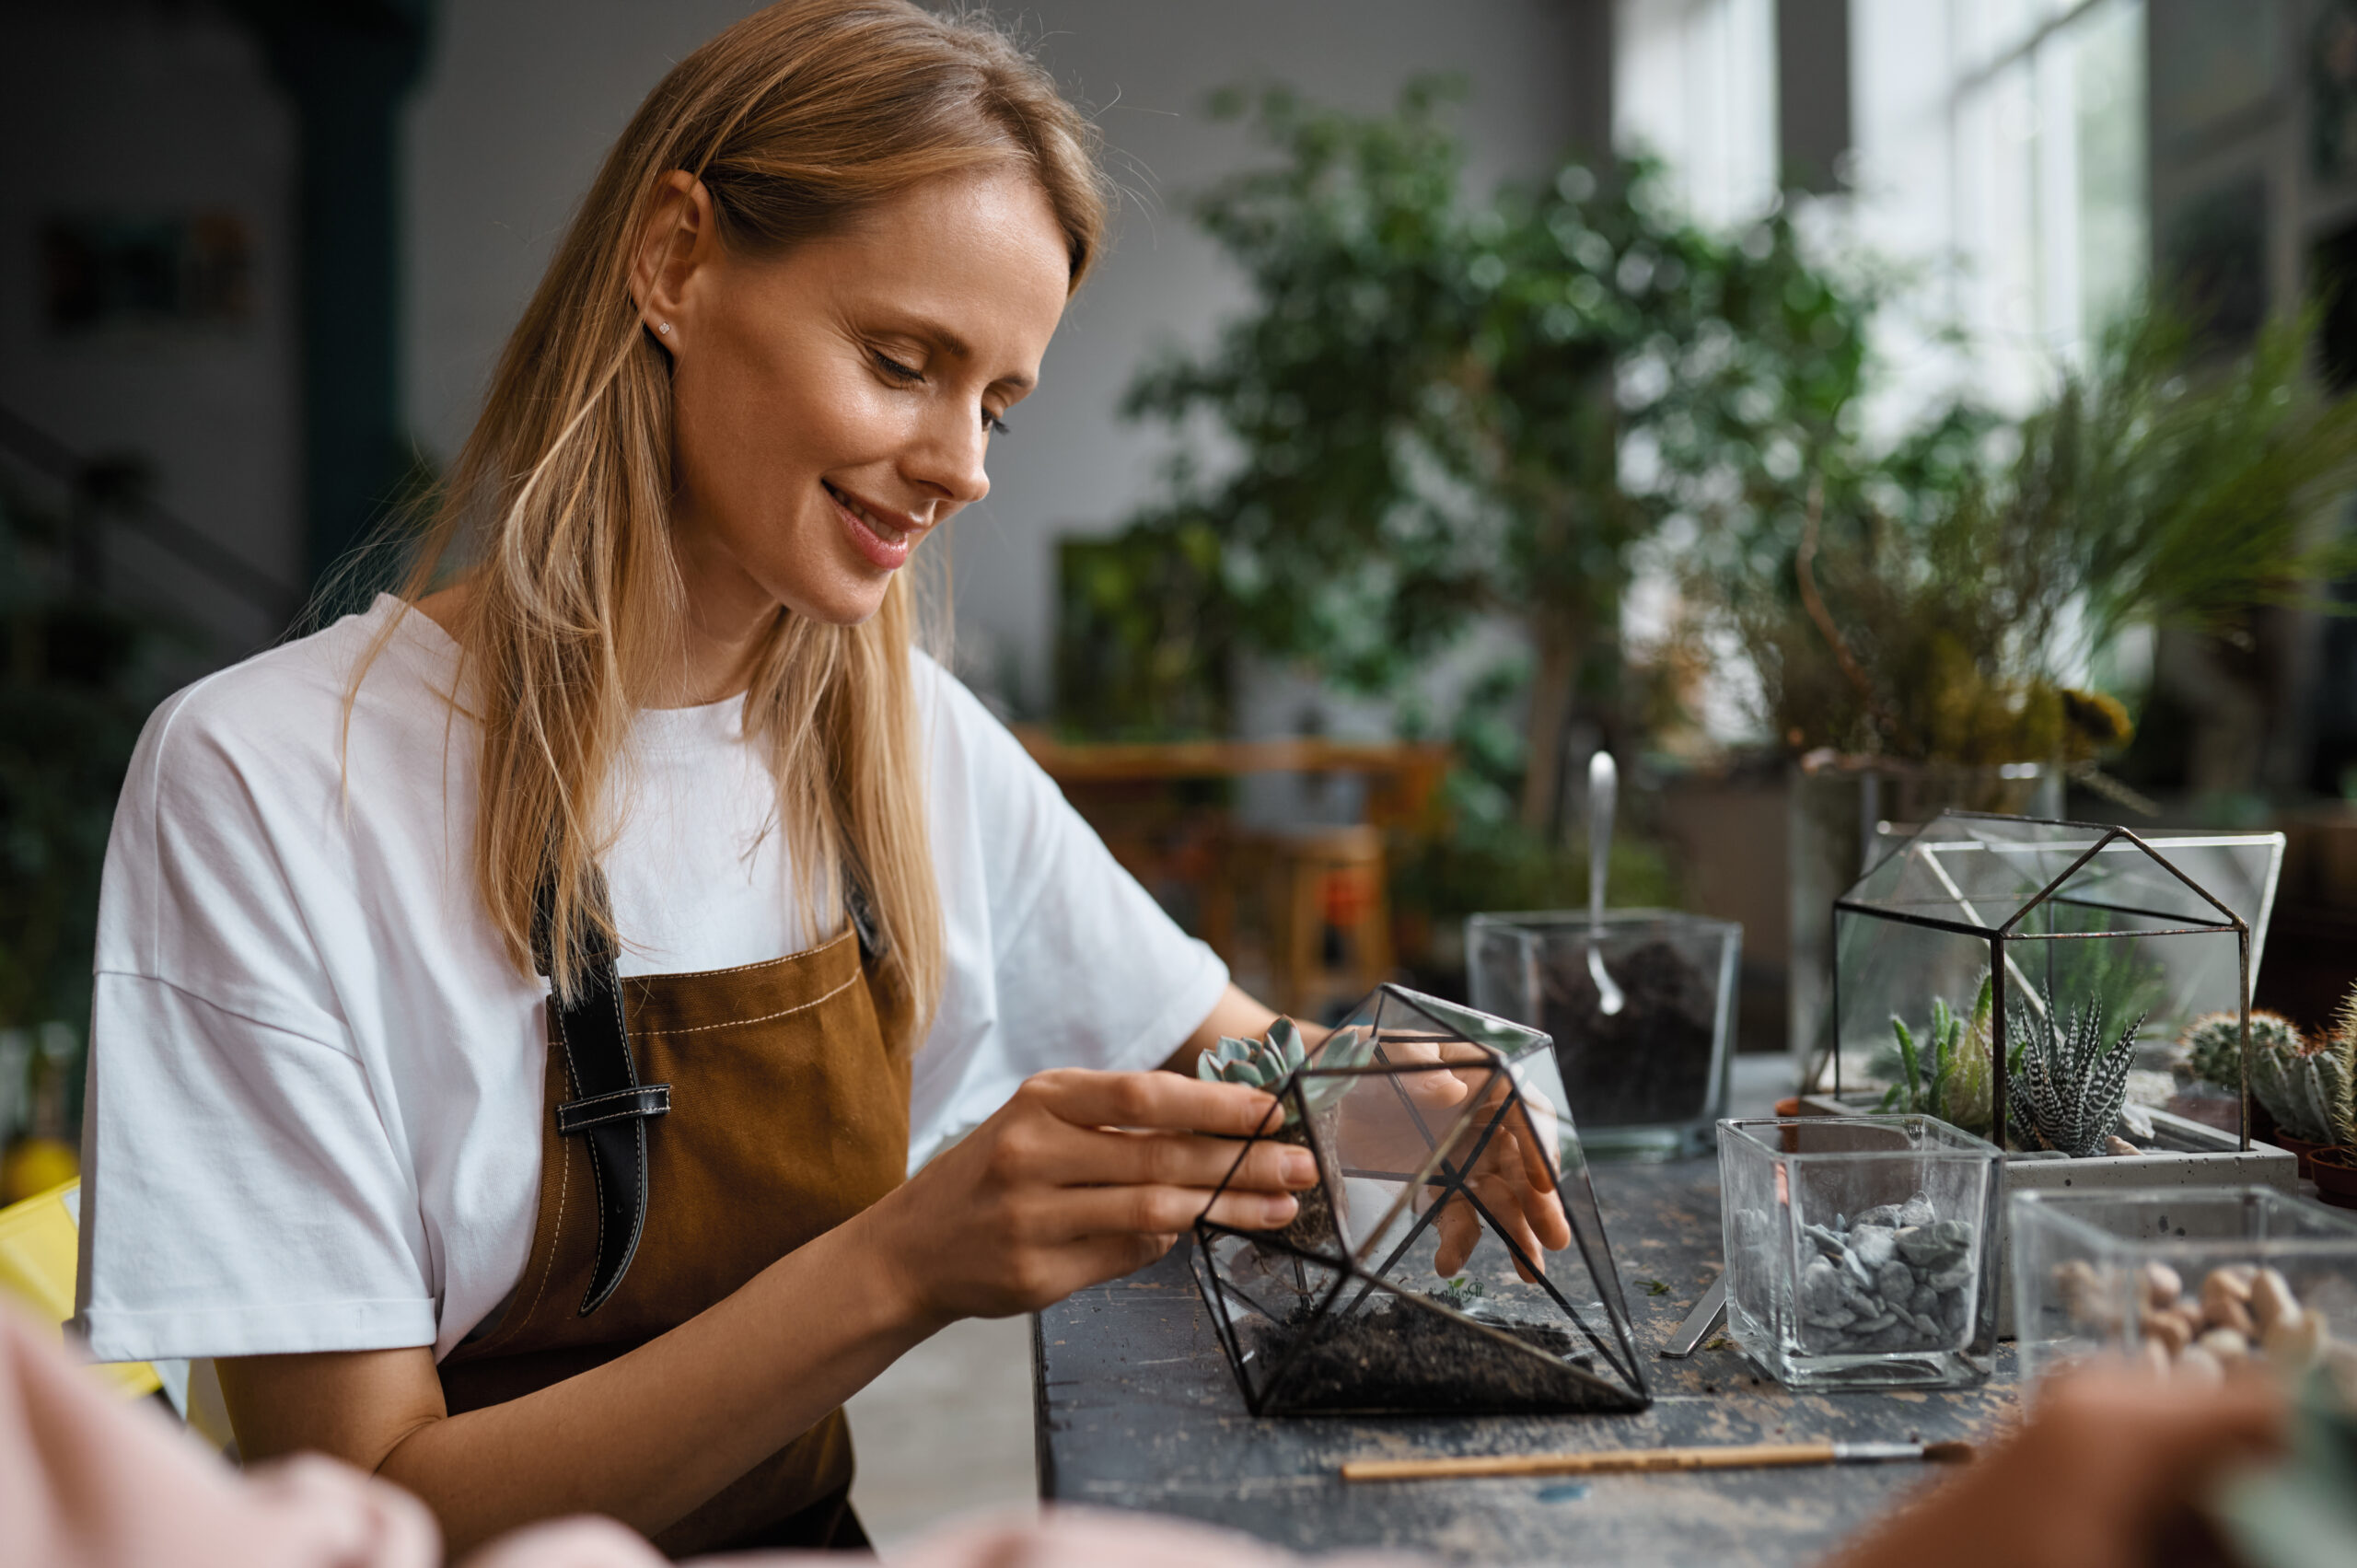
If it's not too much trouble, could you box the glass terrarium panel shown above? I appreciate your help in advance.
[2011,1187,2357,1392]
[1841,811,2104,926]
[1830,908,1997,1129]
[1192,984,1648,1417]
[1719,1116,2003,1391]
[1465,909,1741,1160]
[2000,923,2247,1051]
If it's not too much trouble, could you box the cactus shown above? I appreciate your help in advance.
[2007,998,2144,1158]
[1197,1017,1373,1121]
[1880,977,1994,1133]
[2257,992,2357,1147]
[2177,1009,2304,1094]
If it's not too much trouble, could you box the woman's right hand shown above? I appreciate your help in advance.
[860,1068,1318,1327]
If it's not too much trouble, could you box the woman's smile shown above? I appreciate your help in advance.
[823,478,925,571]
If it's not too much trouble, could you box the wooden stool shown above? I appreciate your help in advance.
[1255,824,1392,1021]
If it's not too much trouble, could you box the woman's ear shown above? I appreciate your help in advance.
[630,169,716,354]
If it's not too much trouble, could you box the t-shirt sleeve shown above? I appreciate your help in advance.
[75,681,436,1364]
[907,665,1230,1167]
[76,977,437,1362]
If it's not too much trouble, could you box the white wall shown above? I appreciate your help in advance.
[402,0,1594,713]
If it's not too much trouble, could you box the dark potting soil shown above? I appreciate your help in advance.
[1261,1121,1341,1257]
[1256,1298,1625,1414]
[1540,939,1715,1127]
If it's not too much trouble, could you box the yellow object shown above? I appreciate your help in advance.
[0,1179,162,1399]
[1,1135,80,1205]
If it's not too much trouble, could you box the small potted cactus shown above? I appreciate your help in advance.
[2175,1009,2307,1142]
[2305,985,2357,1208]
[1197,1018,1371,1254]
[2178,1007,2354,1181]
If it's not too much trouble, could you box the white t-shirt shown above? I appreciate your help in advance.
[75,597,1227,1365]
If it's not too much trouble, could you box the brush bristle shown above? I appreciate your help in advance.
[1922,1441,1975,1464]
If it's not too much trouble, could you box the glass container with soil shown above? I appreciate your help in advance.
[1468,909,1740,1160]
[1189,986,1650,1418]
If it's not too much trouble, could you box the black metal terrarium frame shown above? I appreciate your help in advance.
[1188,982,1651,1417]
[1829,812,2253,1152]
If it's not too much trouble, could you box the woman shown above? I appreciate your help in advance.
[72,2,1327,1554]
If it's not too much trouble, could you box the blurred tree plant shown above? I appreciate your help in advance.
[1729,311,2357,772]
[1087,78,1875,839]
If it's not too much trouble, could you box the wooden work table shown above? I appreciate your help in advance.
[1031,1157,2020,1567]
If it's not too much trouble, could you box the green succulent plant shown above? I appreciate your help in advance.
[2178,1009,2302,1095]
[2007,997,2144,1158]
[2245,998,2357,1147]
[1877,976,1994,1134]
[1197,1017,1376,1123]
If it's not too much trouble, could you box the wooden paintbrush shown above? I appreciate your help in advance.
[1341,1439,1975,1482]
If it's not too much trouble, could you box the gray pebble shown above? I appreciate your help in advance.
[1876,1259,1915,1302]
[1850,1225,1898,1271]
[1853,1203,1906,1230]
[1898,1193,1936,1228]
[1803,1223,1848,1257]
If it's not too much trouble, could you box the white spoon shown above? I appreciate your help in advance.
[1586,749,1625,1016]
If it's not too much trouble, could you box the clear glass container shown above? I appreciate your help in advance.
[1718,1115,2003,1389]
[1190,984,1650,1416]
[1465,909,1741,1160]
[1828,812,2282,1148]
[2011,1186,2357,1389]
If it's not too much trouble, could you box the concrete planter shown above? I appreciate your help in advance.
[1793,1095,2296,1334]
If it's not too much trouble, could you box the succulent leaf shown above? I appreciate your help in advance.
[2007,995,2143,1158]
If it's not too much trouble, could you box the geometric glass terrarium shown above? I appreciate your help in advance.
[1189,984,1650,1417]
[1831,813,2266,1153]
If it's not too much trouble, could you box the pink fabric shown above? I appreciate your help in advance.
[0,1307,437,1568]
[0,1303,1420,1568]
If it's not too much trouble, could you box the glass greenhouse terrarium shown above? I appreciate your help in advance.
[1827,813,2281,1157]
[1189,986,1650,1417]
[1466,910,1741,1161]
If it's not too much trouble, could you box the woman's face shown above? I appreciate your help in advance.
[652,168,1072,633]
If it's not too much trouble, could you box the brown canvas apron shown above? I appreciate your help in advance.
[439,914,911,1557]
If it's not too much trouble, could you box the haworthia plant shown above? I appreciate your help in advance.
[1197,1017,1376,1122]
[2007,997,2144,1159]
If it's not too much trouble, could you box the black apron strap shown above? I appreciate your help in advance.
[533,868,667,1317]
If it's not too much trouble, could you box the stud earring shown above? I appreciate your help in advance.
[657,322,671,336]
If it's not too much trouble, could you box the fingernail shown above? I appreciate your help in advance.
[1282,1150,1318,1186]
[1264,1194,1298,1224]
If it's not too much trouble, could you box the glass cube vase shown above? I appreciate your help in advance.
[1467,909,1741,1160]
[1718,1115,2003,1390]
[2012,1186,2357,1392]
[1189,984,1651,1417]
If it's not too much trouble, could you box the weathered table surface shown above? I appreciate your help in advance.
[1032,1157,2021,1567]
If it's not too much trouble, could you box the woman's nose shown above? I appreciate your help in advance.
[906,406,992,506]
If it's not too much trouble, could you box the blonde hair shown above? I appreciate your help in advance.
[384,0,1108,1044]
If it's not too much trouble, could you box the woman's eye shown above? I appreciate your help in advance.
[871,350,923,383]
[983,410,1012,436]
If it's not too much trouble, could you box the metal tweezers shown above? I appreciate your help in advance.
[1657,1275,1725,1359]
